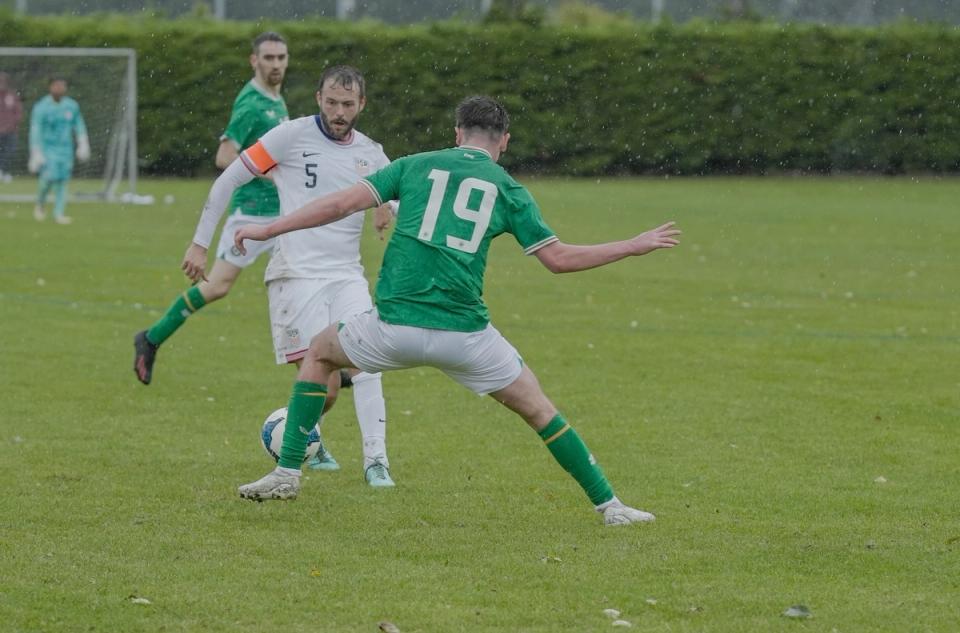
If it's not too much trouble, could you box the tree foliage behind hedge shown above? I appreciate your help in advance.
[1,13,957,175]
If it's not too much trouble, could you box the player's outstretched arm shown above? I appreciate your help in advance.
[181,159,256,283]
[535,221,680,274]
[234,183,377,254]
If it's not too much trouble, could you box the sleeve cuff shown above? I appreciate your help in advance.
[523,235,559,255]
[359,179,383,207]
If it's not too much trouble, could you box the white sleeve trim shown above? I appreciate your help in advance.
[359,179,383,207]
[191,159,256,249]
[523,235,559,255]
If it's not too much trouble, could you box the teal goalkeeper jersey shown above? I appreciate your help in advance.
[222,80,288,216]
[29,95,86,160]
[362,146,557,332]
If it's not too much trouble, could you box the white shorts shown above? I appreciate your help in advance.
[269,276,373,364]
[216,212,276,268]
[338,309,523,395]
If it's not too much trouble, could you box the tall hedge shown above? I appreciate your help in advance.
[1,13,957,175]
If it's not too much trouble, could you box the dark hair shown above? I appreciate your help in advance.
[48,76,67,86]
[253,31,286,54]
[317,65,365,98]
[455,96,510,138]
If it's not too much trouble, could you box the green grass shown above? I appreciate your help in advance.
[1,176,958,632]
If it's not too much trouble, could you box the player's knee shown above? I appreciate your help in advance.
[515,393,557,430]
[349,371,382,386]
[308,328,341,361]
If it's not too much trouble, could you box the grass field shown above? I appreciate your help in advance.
[1,176,958,632]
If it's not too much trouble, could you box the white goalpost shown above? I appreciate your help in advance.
[0,47,140,203]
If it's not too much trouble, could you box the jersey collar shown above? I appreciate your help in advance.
[457,145,492,158]
[249,78,284,102]
[314,114,356,145]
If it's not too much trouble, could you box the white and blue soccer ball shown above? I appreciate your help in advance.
[260,407,321,463]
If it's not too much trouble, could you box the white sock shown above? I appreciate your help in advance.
[351,371,388,469]
[275,466,301,478]
[594,496,622,513]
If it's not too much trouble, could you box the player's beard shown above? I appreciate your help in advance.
[320,110,358,141]
[263,69,284,88]
[256,61,285,88]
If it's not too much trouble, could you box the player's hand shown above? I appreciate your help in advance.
[181,243,208,283]
[630,221,681,256]
[233,224,271,255]
[28,149,44,174]
[373,203,394,240]
[76,136,91,162]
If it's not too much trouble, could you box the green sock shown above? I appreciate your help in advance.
[146,286,207,345]
[278,381,328,469]
[538,414,614,506]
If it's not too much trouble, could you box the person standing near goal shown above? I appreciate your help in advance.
[28,77,89,224]
[232,95,680,524]
[0,72,23,184]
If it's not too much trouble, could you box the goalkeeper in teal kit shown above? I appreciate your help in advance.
[29,77,89,225]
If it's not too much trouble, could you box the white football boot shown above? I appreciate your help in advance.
[238,469,300,501]
[599,499,656,526]
[364,459,395,488]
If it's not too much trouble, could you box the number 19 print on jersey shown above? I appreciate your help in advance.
[361,145,558,332]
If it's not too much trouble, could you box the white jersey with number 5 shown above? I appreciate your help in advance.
[240,115,391,282]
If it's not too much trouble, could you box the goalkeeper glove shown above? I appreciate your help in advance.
[76,136,91,162]
[28,148,44,174]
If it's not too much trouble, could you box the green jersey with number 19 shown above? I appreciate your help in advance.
[361,145,557,332]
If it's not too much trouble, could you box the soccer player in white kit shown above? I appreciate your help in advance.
[185,66,397,486]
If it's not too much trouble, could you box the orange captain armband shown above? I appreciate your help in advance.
[241,141,277,175]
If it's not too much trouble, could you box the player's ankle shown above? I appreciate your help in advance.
[594,496,622,513]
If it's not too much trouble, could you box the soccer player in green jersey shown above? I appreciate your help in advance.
[233,96,681,525]
[28,77,90,225]
[133,31,290,386]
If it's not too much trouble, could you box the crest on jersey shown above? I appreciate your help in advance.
[285,327,301,348]
[355,158,371,176]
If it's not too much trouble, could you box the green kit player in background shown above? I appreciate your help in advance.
[233,95,681,525]
[28,77,89,225]
[133,31,290,385]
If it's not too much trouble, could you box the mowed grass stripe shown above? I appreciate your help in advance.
[1,176,957,632]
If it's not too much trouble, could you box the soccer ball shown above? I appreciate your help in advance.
[260,407,321,463]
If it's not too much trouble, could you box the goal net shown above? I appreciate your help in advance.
[0,47,139,202]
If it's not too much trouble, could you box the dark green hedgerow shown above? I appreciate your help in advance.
[1,12,956,175]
